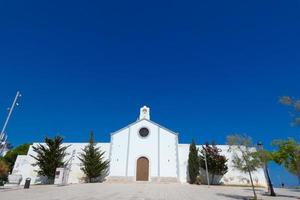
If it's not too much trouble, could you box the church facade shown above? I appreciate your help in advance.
[12,106,267,186]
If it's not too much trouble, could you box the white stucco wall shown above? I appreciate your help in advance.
[14,142,110,185]
[11,119,267,187]
[178,144,267,187]
[109,119,178,181]
[178,144,190,183]
[109,129,129,176]
[159,128,178,178]
[12,155,32,184]
[217,145,267,187]
[126,120,159,179]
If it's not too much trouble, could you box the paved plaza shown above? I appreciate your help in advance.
[1,183,299,200]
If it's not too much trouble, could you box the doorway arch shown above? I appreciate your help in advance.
[136,157,149,181]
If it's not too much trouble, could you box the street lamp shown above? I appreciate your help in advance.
[203,148,210,186]
[257,141,276,196]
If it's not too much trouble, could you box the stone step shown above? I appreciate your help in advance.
[106,176,179,183]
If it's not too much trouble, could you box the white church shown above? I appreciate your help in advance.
[12,106,267,186]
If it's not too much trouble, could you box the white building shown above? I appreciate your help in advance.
[12,106,267,186]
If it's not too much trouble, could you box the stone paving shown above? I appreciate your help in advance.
[0,183,299,200]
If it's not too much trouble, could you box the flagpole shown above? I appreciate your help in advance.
[0,91,21,155]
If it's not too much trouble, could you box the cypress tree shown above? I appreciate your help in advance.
[188,139,200,184]
[78,131,109,183]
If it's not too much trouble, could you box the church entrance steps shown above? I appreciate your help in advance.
[106,176,134,183]
[106,176,179,183]
[151,177,178,183]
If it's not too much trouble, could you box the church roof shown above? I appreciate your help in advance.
[110,118,179,136]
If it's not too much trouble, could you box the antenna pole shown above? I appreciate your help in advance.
[0,91,21,154]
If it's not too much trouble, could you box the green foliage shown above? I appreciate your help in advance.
[280,96,300,126]
[78,132,109,183]
[254,149,273,164]
[199,142,228,184]
[0,159,9,184]
[227,134,263,200]
[30,136,69,183]
[271,138,300,183]
[3,143,31,172]
[188,139,200,184]
[227,135,263,172]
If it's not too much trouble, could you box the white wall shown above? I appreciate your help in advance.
[159,128,178,178]
[178,144,190,183]
[178,144,267,187]
[12,119,267,186]
[109,119,179,181]
[217,145,267,187]
[127,120,159,179]
[14,142,110,185]
[109,128,129,176]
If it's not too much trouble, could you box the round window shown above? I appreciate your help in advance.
[139,127,149,137]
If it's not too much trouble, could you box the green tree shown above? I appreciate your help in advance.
[280,96,300,126]
[78,132,109,183]
[188,139,200,184]
[30,136,69,184]
[227,134,263,200]
[4,143,31,172]
[199,142,228,184]
[0,159,9,185]
[255,144,276,196]
[272,138,300,184]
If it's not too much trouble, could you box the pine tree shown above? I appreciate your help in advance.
[31,136,69,184]
[188,139,200,184]
[199,142,228,184]
[78,131,109,183]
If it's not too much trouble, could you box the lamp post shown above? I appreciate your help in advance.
[203,148,210,186]
[257,141,276,196]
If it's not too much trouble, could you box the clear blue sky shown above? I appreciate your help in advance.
[0,0,300,186]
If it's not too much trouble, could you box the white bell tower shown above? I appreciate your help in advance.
[139,106,150,120]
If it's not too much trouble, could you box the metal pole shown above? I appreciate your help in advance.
[204,148,210,186]
[0,91,21,155]
[1,91,21,135]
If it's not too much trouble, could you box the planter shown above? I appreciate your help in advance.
[8,174,22,185]
[199,168,223,185]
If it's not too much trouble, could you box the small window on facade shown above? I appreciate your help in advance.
[139,127,149,137]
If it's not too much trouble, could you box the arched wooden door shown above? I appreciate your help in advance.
[136,157,149,181]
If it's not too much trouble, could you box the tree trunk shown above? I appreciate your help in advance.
[248,169,257,200]
[265,166,276,196]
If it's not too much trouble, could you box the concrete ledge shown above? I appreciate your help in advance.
[106,176,134,183]
[151,177,178,183]
[106,176,178,183]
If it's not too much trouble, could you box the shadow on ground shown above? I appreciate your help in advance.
[288,189,300,193]
[242,188,265,193]
[216,193,252,200]
[261,193,300,200]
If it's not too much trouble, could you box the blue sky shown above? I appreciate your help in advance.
[0,0,300,186]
